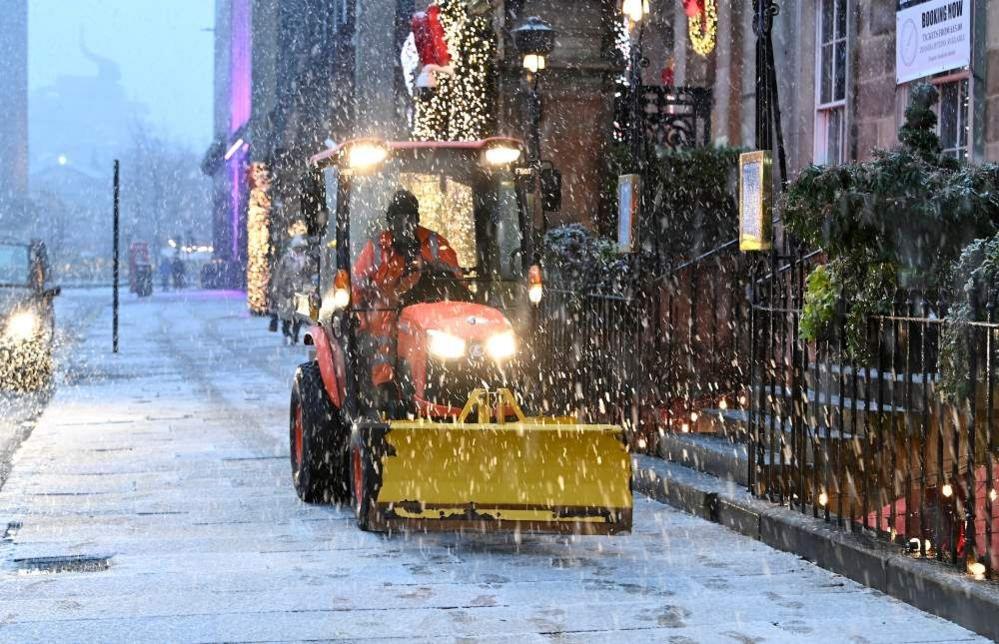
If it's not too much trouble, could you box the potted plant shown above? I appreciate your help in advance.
[784,83,999,355]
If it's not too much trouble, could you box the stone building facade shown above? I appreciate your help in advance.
[205,0,624,295]
[347,0,622,225]
[497,1,622,226]
[204,0,346,291]
[644,0,999,176]
[0,0,29,210]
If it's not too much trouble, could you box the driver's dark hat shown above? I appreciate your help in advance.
[387,190,419,220]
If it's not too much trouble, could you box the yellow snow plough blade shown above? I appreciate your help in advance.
[364,420,632,534]
[354,390,632,534]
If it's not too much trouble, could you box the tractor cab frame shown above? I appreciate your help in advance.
[300,138,538,420]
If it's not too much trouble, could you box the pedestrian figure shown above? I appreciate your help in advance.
[158,259,172,291]
[272,236,312,345]
[171,252,186,290]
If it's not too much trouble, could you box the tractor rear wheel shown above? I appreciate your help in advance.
[289,362,350,503]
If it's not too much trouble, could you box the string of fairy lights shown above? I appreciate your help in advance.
[246,162,272,315]
[412,0,496,141]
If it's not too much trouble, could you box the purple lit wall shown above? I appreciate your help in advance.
[226,0,251,268]
[228,147,248,261]
[229,0,251,135]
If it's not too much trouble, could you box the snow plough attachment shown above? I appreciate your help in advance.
[349,389,633,534]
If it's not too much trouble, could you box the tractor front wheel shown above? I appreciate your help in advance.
[289,362,349,503]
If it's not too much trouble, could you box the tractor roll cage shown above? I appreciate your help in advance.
[305,138,534,286]
[300,138,534,419]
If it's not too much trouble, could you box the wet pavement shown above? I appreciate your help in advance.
[0,290,987,642]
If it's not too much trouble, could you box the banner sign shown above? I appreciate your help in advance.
[617,174,641,253]
[896,0,970,84]
[738,151,772,252]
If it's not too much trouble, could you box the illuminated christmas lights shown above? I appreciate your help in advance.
[687,0,717,57]
[246,162,272,315]
[413,1,496,141]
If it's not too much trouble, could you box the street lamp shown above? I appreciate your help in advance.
[625,1,649,170]
[512,16,557,303]
[622,0,650,25]
[753,0,787,185]
[512,16,556,168]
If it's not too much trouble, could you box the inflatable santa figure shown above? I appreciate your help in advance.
[411,3,455,89]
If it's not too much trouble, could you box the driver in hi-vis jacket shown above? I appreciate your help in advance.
[352,190,460,387]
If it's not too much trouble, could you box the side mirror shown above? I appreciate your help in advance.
[44,286,62,299]
[540,166,562,213]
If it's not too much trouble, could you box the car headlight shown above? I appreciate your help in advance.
[427,330,466,360]
[4,311,38,342]
[486,331,516,360]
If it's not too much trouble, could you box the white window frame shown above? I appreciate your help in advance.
[931,70,971,162]
[814,0,848,165]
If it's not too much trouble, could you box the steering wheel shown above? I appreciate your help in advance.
[398,266,469,307]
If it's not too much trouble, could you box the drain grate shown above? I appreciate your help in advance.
[14,554,112,574]
[2,521,21,542]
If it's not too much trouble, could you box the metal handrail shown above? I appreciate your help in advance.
[662,238,739,278]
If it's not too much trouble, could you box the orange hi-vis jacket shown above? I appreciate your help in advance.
[352,226,460,386]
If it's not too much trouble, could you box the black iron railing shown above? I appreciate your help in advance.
[535,240,756,451]
[537,239,997,581]
[534,290,645,429]
[615,85,713,150]
[750,281,998,580]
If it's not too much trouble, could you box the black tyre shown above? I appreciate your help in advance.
[289,362,350,503]
[350,430,377,531]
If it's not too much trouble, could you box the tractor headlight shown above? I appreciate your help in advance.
[428,330,466,360]
[527,264,544,305]
[347,141,389,171]
[332,288,351,310]
[483,145,522,166]
[4,310,38,342]
[486,331,516,360]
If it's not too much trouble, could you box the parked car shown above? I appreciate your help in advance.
[0,240,61,391]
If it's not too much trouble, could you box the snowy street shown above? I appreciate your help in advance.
[0,290,987,642]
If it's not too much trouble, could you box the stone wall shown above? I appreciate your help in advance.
[852,2,902,160]
[354,0,406,139]
[658,0,999,176]
[986,0,999,160]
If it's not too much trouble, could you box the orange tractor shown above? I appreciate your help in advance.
[289,138,632,534]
